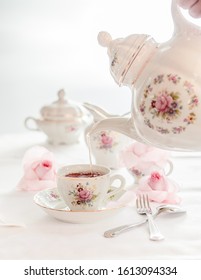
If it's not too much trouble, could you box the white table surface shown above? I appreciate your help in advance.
[0,132,201,260]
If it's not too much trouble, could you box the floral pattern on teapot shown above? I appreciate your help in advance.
[139,73,199,135]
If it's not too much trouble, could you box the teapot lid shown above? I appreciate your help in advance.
[40,89,84,121]
[98,31,158,86]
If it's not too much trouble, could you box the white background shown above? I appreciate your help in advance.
[0,0,201,134]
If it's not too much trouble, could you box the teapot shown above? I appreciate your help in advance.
[25,89,92,145]
[89,0,201,151]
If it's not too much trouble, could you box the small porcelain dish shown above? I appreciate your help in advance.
[34,187,125,224]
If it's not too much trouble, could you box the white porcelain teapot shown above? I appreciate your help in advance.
[25,89,92,145]
[90,0,201,151]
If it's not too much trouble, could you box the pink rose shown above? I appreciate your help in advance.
[136,171,181,204]
[101,132,113,147]
[120,141,171,178]
[17,146,57,191]
[78,189,93,202]
[148,172,165,190]
[155,92,173,112]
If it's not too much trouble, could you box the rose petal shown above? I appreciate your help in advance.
[135,172,181,204]
[16,146,57,191]
[120,141,172,174]
[17,178,56,192]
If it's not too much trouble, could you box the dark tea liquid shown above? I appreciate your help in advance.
[65,171,103,178]
[65,133,103,179]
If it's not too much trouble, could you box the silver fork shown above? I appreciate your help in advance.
[136,194,164,241]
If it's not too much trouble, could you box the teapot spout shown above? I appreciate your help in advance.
[88,117,144,143]
[83,102,119,122]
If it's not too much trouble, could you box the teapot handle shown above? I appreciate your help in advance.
[172,0,201,36]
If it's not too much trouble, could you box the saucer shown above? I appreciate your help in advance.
[34,187,125,224]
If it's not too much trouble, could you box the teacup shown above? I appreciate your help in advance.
[128,159,173,183]
[56,164,126,211]
[120,141,174,184]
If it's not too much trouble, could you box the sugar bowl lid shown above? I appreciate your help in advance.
[40,89,84,121]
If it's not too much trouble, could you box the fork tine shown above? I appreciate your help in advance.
[146,194,150,210]
[139,197,141,208]
[137,194,142,209]
[142,194,146,209]
[137,194,149,210]
[143,194,148,209]
[136,194,140,208]
[136,196,139,209]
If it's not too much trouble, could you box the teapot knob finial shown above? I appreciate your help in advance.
[97,31,112,47]
[58,89,65,99]
[57,89,67,104]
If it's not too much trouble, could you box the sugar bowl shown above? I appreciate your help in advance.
[25,89,92,145]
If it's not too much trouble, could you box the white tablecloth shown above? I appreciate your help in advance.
[0,132,201,260]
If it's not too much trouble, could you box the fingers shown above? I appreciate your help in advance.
[189,0,201,17]
[178,0,198,9]
[178,0,201,18]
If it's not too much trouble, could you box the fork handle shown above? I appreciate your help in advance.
[104,219,147,238]
[146,213,164,241]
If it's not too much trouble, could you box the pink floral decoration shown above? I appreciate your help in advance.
[78,189,93,202]
[100,132,113,148]
[120,141,171,177]
[155,91,173,112]
[136,171,181,204]
[17,146,57,191]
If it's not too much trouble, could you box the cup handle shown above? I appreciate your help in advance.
[106,174,126,199]
[165,160,174,176]
[24,117,39,131]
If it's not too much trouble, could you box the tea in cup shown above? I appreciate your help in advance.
[56,164,126,211]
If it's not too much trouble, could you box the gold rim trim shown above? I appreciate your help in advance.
[34,199,124,213]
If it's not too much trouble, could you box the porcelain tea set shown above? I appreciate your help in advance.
[25,0,201,152]
[33,0,194,227]
[24,89,130,168]
[89,0,201,152]
[25,89,92,145]
[34,163,126,224]
[34,187,125,224]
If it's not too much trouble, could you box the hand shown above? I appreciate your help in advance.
[178,0,201,18]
